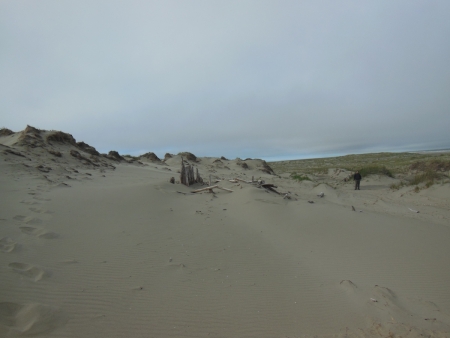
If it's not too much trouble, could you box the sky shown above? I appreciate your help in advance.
[1,1,449,161]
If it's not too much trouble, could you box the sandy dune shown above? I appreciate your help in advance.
[1,126,449,337]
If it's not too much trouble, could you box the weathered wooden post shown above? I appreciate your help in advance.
[180,157,186,185]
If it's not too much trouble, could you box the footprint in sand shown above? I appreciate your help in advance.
[13,215,42,225]
[8,262,50,281]
[0,237,17,253]
[339,279,358,295]
[29,207,53,214]
[19,227,59,239]
[32,196,51,201]
[0,302,67,336]
[20,200,40,205]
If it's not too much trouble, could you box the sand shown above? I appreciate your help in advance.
[1,126,450,337]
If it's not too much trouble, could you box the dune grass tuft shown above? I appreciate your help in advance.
[357,166,393,178]
[291,173,311,182]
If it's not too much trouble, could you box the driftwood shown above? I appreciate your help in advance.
[233,177,253,184]
[216,186,233,192]
[191,185,233,193]
[259,183,280,194]
[192,185,218,193]
[261,183,277,188]
[177,191,194,195]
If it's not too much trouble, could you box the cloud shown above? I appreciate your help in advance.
[1,1,449,160]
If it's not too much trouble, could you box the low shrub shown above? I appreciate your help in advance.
[390,181,406,190]
[358,166,393,178]
[291,173,311,182]
[410,160,450,172]
[409,170,439,186]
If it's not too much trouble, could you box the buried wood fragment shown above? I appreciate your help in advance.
[234,177,253,184]
[191,185,233,193]
[191,185,218,193]
[216,186,233,192]
[261,183,277,188]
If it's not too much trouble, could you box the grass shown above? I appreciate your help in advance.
[291,173,311,182]
[409,170,439,186]
[270,152,450,177]
[357,166,393,178]
[269,151,450,191]
[390,181,406,190]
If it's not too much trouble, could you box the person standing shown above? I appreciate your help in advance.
[353,171,362,190]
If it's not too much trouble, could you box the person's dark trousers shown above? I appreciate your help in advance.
[355,180,360,190]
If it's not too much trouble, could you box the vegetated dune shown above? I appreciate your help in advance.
[1,126,449,337]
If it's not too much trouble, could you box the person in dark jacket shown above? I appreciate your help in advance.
[353,171,362,190]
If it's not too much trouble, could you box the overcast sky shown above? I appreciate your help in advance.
[1,1,449,161]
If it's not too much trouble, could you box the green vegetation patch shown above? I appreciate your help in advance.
[291,173,311,182]
[270,151,450,177]
[410,160,450,172]
[409,170,439,186]
[357,166,393,178]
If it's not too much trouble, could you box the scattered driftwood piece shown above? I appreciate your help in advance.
[4,149,26,157]
[261,183,277,188]
[370,298,378,302]
[308,200,314,203]
[229,179,238,183]
[317,192,324,198]
[169,177,175,184]
[234,177,252,183]
[352,206,356,211]
[192,185,218,193]
[177,191,194,195]
[191,185,233,193]
[408,207,419,213]
[216,186,233,192]
[261,184,280,194]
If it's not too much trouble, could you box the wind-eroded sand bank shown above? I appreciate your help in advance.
[1,126,450,337]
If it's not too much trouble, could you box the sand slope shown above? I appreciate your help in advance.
[1,127,450,337]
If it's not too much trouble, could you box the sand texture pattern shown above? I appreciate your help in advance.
[1,126,450,337]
